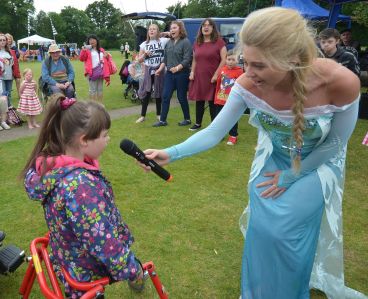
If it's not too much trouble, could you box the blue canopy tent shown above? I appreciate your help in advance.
[275,0,351,27]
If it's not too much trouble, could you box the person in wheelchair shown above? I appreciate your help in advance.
[41,44,75,98]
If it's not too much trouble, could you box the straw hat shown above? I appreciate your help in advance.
[48,44,61,53]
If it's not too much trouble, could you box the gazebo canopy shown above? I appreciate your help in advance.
[17,34,54,47]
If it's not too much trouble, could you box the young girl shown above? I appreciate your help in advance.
[18,68,42,129]
[135,23,168,123]
[22,94,145,297]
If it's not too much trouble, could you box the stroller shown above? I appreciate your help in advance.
[119,60,140,103]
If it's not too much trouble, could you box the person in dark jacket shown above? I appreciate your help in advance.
[319,28,360,76]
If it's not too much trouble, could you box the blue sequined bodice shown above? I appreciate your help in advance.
[256,110,329,159]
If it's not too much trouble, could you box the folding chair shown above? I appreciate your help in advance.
[19,233,168,299]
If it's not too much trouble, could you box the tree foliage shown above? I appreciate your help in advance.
[2,0,367,49]
[0,0,34,38]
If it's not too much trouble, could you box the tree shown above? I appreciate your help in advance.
[0,0,34,40]
[85,0,120,31]
[59,7,95,45]
[85,0,124,48]
[167,2,188,19]
[34,11,54,39]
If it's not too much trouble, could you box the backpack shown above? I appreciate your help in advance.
[7,107,23,126]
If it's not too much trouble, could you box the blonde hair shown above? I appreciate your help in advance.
[5,33,13,43]
[23,68,32,77]
[240,7,318,171]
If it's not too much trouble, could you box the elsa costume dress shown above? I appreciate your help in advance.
[164,83,367,299]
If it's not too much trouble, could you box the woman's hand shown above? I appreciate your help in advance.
[103,51,109,58]
[138,149,170,171]
[155,68,161,76]
[189,72,194,80]
[256,170,286,199]
[210,74,217,83]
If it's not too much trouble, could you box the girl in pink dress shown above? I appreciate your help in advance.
[18,68,42,129]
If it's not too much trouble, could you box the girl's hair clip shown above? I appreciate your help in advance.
[60,97,76,110]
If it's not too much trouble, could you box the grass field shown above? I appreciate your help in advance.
[0,52,367,298]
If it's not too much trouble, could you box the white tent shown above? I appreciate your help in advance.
[17,34,54,48]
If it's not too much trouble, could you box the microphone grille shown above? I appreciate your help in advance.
[120,139,134,154]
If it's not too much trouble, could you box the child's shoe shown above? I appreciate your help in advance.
[128,271,148,293]
[1,121,11,130]
[227,136,237,145]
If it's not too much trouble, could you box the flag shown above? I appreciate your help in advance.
[27,12,31,36]
[49,17,58,36]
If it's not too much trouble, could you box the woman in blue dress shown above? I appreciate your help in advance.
[138,7,365,299]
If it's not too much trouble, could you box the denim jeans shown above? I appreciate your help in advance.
[2,80,13,107]
[160,70,190,122]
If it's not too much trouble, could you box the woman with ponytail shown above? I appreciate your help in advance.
[135,7,364,299]
[22,94,145,297]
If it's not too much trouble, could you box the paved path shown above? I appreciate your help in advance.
[0,102,176,143]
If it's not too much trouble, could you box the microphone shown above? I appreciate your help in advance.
[120,139,173,182]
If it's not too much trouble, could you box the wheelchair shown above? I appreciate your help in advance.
[19,233,169,299]
[38,77,76,105]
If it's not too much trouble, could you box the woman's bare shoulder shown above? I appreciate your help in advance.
[313,58,360,106]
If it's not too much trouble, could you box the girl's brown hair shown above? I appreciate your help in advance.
[170,21,187,39]
[196,18,220,45]
[21,94,111,177]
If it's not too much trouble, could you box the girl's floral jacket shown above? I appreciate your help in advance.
[24,155,140,297]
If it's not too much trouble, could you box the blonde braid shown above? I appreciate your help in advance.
[291,68,307,172]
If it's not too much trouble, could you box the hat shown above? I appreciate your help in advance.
[48,44,61,53]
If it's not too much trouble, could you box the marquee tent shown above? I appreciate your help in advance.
[17,34,54,48]
[275,0,351,27]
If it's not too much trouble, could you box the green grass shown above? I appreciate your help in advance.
[0,54,367,298]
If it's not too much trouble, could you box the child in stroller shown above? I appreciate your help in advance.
[119,58,144,102]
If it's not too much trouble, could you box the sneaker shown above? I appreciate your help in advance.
[1,122,11,130]
[152,121,168,127]
[189,124,201,131]
[135,116,145,123]
[128,277,145,293]
[178,119,191,126]
[227,136,238,145]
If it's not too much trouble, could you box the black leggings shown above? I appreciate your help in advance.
[140,75,162,117]
[195,100,216,125]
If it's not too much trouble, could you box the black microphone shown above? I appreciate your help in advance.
[120,139,173,182]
